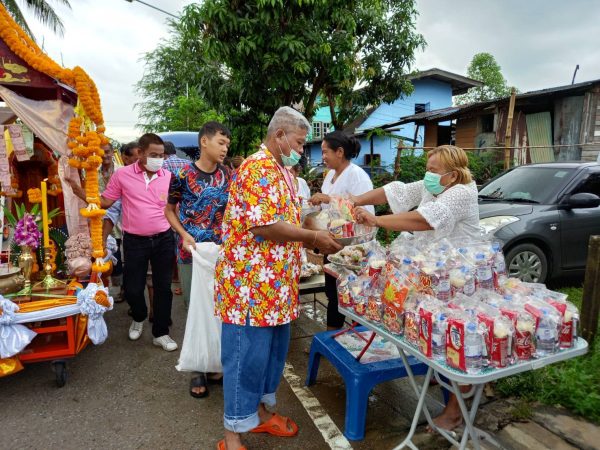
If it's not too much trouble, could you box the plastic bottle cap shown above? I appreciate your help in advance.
[467,322,477,332]
[436,261,445,268]
[475,253,485,260]
[403,258,412,265]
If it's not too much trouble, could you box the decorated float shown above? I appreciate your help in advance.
[0,5,113,385]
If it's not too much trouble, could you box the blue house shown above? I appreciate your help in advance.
[306,68,482,167]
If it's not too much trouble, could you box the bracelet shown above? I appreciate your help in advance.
[312,231,318,247]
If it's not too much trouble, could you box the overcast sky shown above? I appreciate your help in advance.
[25,0,600,142]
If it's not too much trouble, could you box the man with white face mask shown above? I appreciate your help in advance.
[101,133,178,351]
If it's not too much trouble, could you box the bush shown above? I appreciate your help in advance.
[467,151,504,184]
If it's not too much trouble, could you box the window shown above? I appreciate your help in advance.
[480,114,494,133]
[574,173,600,197]
[415,103,430,114]
[311,121,331,140]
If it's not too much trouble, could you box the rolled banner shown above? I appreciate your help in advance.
[76,283,113,345]
[0,297,37,358]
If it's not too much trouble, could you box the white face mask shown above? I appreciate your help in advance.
[145,157,164,172]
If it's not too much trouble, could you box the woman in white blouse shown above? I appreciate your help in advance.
[352,144,479,432]
[309,131,374,329]
[352,145,479,242]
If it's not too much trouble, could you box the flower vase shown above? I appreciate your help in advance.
[18,245,34,289]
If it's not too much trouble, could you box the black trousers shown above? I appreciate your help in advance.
[325,272,346,329]
[123,230,174,337]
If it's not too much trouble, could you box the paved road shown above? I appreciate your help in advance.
[3,291,449,450]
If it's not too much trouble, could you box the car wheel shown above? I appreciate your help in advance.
[505,243,548,283]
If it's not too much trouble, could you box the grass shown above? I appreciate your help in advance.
[496,286,600,423]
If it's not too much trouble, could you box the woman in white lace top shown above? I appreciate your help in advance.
[353,144,479,431]
[352,145,480,242]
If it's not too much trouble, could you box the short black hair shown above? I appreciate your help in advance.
[323,130,361,160]
[121,141,139,157]
[198,121,232,145]
[138,133,164,151]
[163,141,176,156]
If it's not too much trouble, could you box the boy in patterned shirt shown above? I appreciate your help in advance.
[165,121,232,397]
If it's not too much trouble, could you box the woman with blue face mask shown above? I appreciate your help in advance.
[352,145,480,242]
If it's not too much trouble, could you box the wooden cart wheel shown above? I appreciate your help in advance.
[52,360,67,387]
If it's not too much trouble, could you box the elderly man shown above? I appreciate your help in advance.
[215,107,342,450]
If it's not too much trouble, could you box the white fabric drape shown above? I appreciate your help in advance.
[0,85,87,235]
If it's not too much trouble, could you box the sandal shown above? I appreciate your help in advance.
[216,440,247,450]
[250,413,299,437]
[174,287,183,295]
[189,374,208,398]
[207,373,223,385]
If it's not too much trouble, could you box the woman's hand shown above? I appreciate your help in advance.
[309,193,331,206]
[354,207,378,227]
[312,230,343,254]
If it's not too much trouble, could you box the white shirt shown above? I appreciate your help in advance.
[296,177,311,200]
[322,163,375,214]
[383,180,480,242]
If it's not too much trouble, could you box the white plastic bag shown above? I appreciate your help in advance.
[176,242,222,373]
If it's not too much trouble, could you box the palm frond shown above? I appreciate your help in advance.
[21,0,70,36]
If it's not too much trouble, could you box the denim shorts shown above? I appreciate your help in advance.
[221,321,291,433]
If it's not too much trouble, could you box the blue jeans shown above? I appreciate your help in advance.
[221,321,291,433]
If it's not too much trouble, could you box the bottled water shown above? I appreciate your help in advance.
[462,266,476,296]
[535,309,558,357]
[435,261,451,301]
[465,322,483,374]
[475,253,494,290]
[432,313,447,360]
[492,241,507,277]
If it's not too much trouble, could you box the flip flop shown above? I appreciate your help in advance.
[189,374,208,398]
[207,374,223,385]
[216,439,247,450]
[250,413,299,437]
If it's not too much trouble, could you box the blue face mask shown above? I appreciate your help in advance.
[279,132,302,167]
[423,171,451,195]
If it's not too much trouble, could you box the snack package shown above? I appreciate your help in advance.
[351,275,370,316]
[523,297,562,357]
[381,267,413,336]
[418,299,447,359]
[404,294,428,346]
[446,314,467,372]
[337,274,357,308]
[477,306,514,368]
[500,303,536,361]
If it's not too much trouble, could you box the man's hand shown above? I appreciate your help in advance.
[354,207,378,227]
[308,193,330,206]
[311,230,343,254]
[182,233,196,254]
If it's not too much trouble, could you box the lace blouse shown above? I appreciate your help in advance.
[382,180,480,242]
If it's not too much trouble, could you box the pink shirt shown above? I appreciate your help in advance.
[102,161,172,236]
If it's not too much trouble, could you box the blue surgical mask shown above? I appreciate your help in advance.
[423,171,451,195]
[279,132,302,167]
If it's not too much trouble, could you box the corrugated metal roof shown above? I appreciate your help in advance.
[391,78,600,126]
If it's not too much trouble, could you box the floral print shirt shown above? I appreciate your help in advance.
[214,147,301,327]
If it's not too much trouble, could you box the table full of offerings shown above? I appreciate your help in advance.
[327,234,588,450]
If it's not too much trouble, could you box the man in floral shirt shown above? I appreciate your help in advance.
[215,107,342,450]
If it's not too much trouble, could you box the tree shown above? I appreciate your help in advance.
[136,0,425,153]
[1,0,71,38]
[455,52,513,104]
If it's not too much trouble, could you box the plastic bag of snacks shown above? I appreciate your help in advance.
[365,274,385,323]
[476,304,514,368]
[337,274,357,308]
[381,266,413,336]
[350,275,370,316]
[446,311,486,374]
[529,287,579,349]
[404,293,429,347]
[523,297,563,357]
[496,297,536,361]
[418,298,447,359]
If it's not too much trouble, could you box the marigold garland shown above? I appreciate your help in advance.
[0,4,109,272]
[27,188,42,203]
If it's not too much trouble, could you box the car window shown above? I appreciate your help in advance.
[479,167,576,204]
[573,173,600,197]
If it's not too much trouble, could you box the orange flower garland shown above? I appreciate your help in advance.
[27,188,42,203]
[0,4,108,273]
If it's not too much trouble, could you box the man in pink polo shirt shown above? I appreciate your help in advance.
[101,133,177,351]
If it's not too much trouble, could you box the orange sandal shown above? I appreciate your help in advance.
[216,439,247,450]
[250,413,299,437]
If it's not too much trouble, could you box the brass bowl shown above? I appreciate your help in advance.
[0,267,25,294]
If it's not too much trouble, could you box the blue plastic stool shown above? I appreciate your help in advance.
[306,327,435,441]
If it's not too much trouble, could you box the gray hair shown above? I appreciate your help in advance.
[267,106,310,137]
